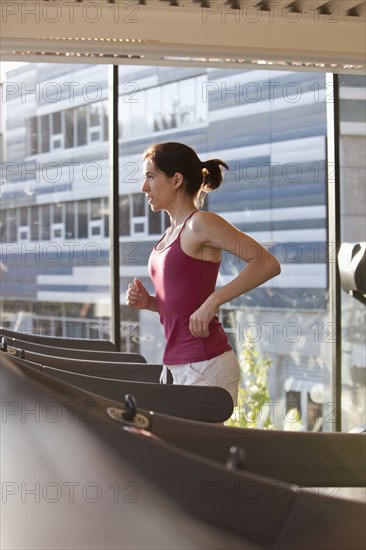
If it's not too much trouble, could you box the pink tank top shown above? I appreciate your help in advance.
[148,211,232,365]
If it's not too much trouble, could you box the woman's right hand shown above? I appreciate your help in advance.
[126,278,151,309]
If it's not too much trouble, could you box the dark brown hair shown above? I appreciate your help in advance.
[143,142,228,201]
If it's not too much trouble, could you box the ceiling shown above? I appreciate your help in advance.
[1,0,365,73]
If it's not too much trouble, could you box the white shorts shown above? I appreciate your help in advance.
[160,350,240,405]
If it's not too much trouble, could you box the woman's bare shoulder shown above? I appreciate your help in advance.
[191,210,232,232]
[191,210,226,226]
[188,210,236,245]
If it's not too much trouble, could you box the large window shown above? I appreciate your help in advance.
[0,63,111,339]
[1,61,363,432]
[338,75,366,431]
[117,66,334,430]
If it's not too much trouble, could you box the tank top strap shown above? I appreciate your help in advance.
[177,209,199,238]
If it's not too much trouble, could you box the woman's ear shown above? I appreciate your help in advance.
[173,172,184,189]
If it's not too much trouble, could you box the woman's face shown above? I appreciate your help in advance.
[141,158,177,212]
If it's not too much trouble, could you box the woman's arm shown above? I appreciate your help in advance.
[189,211,281,337]
[126,278,158,312]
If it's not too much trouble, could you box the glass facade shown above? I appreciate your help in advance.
[0,62,364,431]
[117,66,332,430]
[0,63,111,339]
[338,75,366,432]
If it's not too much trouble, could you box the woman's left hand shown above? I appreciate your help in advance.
[189,296,218,338]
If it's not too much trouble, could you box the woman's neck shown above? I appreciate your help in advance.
[166,201,198,230]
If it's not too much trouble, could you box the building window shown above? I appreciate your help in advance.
[102,103,108,141]
[77,106,87,146]
[104,197,109,238]
[131,193,146,236]
[40,205,50,240]
[40,115,50,153]
[51,111,64,150]
[18,207,30,241]
[88,104,102,142]
[119,194,130,236]
[52,224,64,240]
[77,200,88,239]
[162,81,179,129]
[148,207,162,235]
[5,210,17,242]
[51,203,64,240]
[31,206,39,241]
[65,109,74,149]
[89,198,103,237]
[65,202,75,239]
[53,203,62,224]
[29,117,38,156]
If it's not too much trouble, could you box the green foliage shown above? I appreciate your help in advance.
[226,336,275,429]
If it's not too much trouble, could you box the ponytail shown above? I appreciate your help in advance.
[201,159,229,191]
